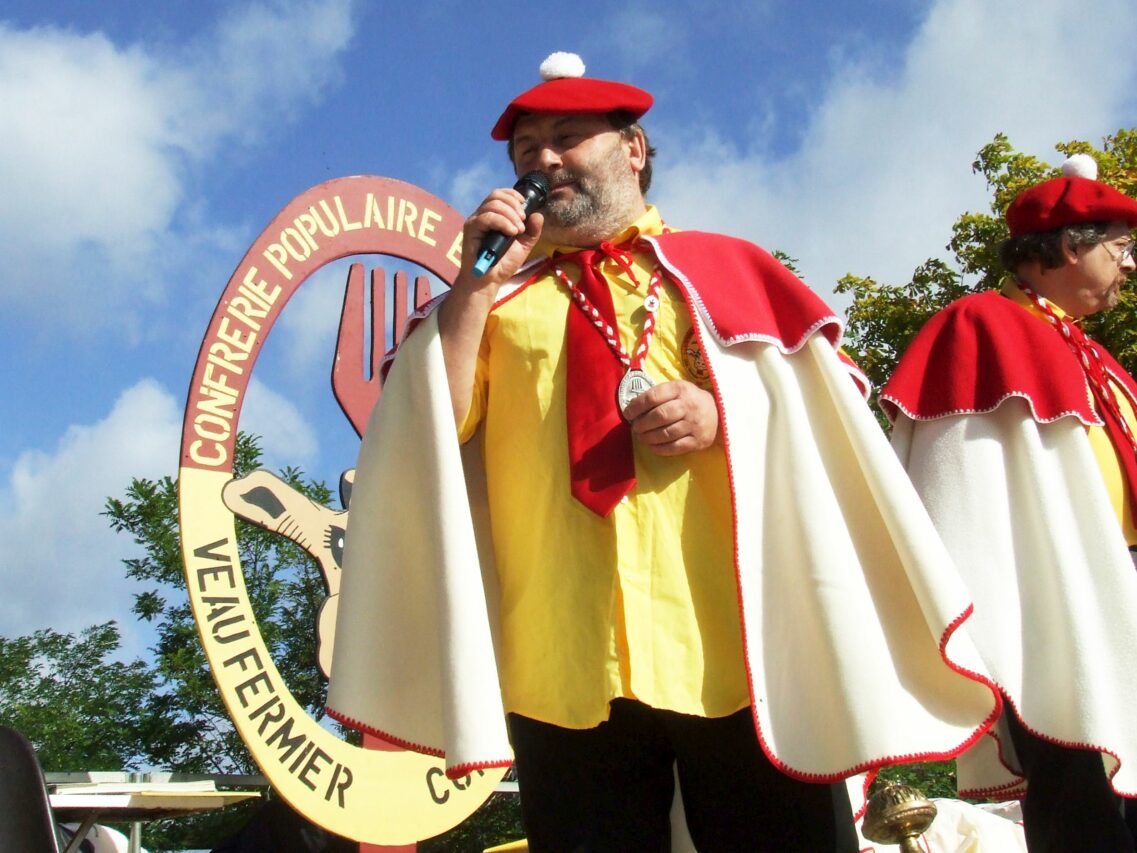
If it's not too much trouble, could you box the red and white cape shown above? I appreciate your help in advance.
[883,289,1137,798]
[328,233,1001,801]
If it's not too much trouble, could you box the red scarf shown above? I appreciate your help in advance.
[556,242,648,517]
[1016,282,1137,509]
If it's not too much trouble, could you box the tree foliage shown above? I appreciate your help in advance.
[0,623,188,771]
[0,433,340,850]
[837,129,1137,404]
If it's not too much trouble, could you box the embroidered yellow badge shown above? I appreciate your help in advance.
[682,328,711,385]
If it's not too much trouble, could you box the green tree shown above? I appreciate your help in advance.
[837,129,1137,406]
[0,622,189,771]
[0,428,525,851]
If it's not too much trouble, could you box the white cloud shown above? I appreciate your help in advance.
[604,8,687,69]
[0,0,355,331]
[0,28,182,290]
[0,371,318,655]
[448,160,503,216]
[241,376,320,471]
[0,379,180,656]
[182,0,355,154]
[654,0,1137,309]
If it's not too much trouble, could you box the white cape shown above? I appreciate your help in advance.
[329,302,1000,784]
[892,403,1137,797]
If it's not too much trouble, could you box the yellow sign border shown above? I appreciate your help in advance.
[177,176,504,844]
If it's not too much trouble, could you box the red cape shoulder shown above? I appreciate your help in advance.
[880,290,1099,424]
[650,231,841,351]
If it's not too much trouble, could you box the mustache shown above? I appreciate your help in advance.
[547,169,580,188]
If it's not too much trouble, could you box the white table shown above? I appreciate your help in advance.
[50,783,260,853]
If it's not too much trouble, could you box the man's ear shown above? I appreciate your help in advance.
[624,127,647,175]
[1060,232,1081,266]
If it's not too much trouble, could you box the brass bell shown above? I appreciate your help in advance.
[861,782,937,852]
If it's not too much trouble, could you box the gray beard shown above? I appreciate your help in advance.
[543,173,604,227]
[539,151,643,245]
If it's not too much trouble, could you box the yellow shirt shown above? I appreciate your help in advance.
[459,206,749,728]
[1003,282,1137,543]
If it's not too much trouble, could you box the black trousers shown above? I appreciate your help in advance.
[1004,708,1137,852]
[507,699,858,853]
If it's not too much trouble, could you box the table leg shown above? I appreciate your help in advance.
[63,813,99,853]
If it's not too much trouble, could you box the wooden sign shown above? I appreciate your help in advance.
[178,176,505,844]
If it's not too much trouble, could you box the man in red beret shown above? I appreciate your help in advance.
[883,155,1137,852]
[331,53,1002,851]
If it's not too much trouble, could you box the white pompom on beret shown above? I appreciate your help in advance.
[539,52,586,81]
[1061,153,1099,180]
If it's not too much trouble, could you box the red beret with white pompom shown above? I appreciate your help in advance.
[1006,154,1137,236]
[490,52,653,141]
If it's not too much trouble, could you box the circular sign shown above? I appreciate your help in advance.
[177,176,505,844]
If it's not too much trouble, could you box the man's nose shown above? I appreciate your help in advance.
[535,146,563,171]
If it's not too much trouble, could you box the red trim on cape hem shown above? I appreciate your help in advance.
[739,603,1001,792]
[938,605,1002,701]
[445,758,514,780]
[325,706,445,757]
[957,716,1027,801]
[957,688,1137,800]
[708,327,1001,812]
[959,779,1028,801]
[325,706,514,780]
[850,772,876,823]
[996,694,1133,798]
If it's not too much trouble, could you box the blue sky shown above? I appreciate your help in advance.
[1,0,1134,660]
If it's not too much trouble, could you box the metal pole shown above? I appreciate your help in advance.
[126,771,148,853]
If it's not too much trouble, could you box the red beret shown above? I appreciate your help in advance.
[1006,175,1137,237]
[491,53,653,141]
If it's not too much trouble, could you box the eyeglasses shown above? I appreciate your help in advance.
[1102,238,1136,264]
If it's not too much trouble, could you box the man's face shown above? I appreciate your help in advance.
[1062,223,1136,317]
[511,112,645,243]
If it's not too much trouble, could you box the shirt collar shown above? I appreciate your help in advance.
[1002,278,1076,323]
[533,205,664,259]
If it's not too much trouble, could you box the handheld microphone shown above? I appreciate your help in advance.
[472,171,550,277]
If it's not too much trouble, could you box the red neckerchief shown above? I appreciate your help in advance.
[1016,280,1137,508]
[551,239,661,516]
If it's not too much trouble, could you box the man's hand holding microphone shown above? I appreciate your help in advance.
[438,172,550,424]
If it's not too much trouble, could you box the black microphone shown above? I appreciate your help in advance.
[472,171,550,277]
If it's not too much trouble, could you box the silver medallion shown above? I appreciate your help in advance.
[617,368,654,416]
